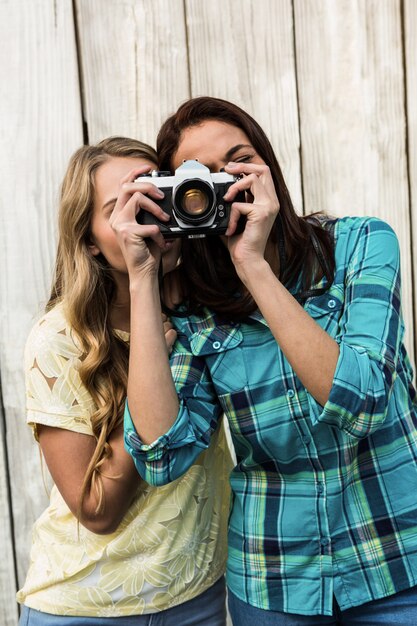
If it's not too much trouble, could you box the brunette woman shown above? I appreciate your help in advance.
[119,98,417,625]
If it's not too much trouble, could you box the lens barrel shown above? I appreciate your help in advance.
[173,179,216,224]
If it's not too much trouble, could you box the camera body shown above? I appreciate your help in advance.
[135,160,245,238]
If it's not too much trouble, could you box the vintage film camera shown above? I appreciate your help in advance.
[136,160,245,238]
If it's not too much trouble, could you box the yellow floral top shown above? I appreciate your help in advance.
[17,303,232,617]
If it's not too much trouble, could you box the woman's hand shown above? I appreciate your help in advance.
[162,313,177,354]
[109,165,173,281]
[223,162,280,278]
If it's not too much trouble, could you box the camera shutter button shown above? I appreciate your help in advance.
[212,341,221,350]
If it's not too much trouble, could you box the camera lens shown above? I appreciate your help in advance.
[173,180,215,224]
[181,189,209,215]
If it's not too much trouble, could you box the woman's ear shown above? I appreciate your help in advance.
[87,239,101,256]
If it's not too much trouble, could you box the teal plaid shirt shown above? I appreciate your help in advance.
[125,216,417,615]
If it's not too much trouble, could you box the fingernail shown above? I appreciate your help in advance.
[227,162,237,169]
[156,189,165,197]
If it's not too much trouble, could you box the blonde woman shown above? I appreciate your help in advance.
[17,137,232,625]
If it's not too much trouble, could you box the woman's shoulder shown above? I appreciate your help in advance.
[330,215,400,273]
[332,215,397,239]
[25,302,82,366]
[24,302,96,430]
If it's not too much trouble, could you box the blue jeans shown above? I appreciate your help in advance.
[228,585,417,625]
[19,576,226,625]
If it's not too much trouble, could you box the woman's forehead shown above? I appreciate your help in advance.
[173,121,252,169]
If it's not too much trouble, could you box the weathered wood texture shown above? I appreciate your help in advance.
[74,0,190,145]
[294,0,415,362]
[405,0,417,346]
[0,1,83,622]
[1,1,416,623]
[0,406,18,626]
[185,0,303,212]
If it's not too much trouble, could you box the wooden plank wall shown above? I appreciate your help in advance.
[0,1,415,623]
[0,2,83,623]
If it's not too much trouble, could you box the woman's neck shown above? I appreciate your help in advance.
[109,301,130,332]
[108,272,131,332]
[163,268,184,308]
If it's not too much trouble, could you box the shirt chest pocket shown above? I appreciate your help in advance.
[305,292,344,336]
[189,325,247,394]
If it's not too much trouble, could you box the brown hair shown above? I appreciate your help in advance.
[48,136,157,516]
[157,96,334,319]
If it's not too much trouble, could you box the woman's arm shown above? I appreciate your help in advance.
[110,171,223,482]
[38,423,140,534]
[303,218,404,438]
[33,310,178,535]
[126,272,180,443]
[108,168,181,443]
[225,164,404,437]
[124,323,224,485]
[224,162,339,406]
[236,259,339,406]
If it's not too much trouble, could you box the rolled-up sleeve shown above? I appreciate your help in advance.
[307,218,403,439]
[124,332,222,485]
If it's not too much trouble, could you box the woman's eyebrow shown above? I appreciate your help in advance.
[225,143,254,161]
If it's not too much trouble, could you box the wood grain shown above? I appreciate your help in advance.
[185,0,303,213]
[294,0,415,367]
[404,0,417,359]
[0,400,18,624]
[0,1,83,606]
[75,0,191,146]
[2,0,417,617]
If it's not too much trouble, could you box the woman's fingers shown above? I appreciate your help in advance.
[164,328,177,354]
[225,197,279,237]
[120,181,165,200]
[111,165,168,221]
[221,161,279,238]
[223,162,276,205]
[120,165,153,185]
[115,166,154,206]
[110,190,170,230]
[162,315,177,354]
[225,161,270,177]
[226,204,248,236]
[162,316,174,332]
[106,168,175,277]
[113,218,168,251]
[223,173,266,203]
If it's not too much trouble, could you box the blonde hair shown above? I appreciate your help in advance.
[47,136,157,516]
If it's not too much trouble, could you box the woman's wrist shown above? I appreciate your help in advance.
[128,267,159,294]
[234,256,274,289]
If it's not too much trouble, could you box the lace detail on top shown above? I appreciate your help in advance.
[18,302,232,616]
